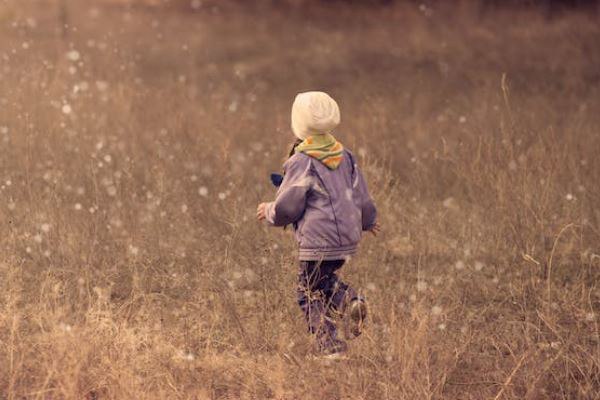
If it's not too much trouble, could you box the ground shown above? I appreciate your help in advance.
[0,1,599,399]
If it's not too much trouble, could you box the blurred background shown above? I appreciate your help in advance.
[1,1,599,399]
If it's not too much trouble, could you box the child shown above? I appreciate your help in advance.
[257,91,379,358]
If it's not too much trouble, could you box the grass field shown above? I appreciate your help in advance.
[0,1,599,399]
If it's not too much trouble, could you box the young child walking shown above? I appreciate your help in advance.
[256,91,379,358]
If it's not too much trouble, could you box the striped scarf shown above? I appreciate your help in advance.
[295,133,344,170]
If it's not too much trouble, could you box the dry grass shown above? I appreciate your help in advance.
[1,1,599,399]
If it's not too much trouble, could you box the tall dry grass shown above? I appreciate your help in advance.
[0,1,599,399]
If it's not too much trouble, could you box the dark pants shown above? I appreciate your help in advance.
[297,260,358,348]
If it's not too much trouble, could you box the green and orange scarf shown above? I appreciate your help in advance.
[295,133,344,170]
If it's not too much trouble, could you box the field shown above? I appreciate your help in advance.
[0,1,599,399]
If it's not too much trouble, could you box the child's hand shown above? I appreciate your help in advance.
[256,203,268,221]
[368,222,381,237]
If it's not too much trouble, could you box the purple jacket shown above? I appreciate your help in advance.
[265,150,377,261]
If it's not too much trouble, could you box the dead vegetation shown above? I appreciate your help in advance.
[0,1,599,399]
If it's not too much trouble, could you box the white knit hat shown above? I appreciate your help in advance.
[291,91,340,140]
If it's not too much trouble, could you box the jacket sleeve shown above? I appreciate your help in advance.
[354,165,377,231]
[265,156,311,227]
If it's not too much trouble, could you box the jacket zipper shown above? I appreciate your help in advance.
[312,163,343,247]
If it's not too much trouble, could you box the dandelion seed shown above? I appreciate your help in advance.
[458,116,467,123]
[66,50,80,61]
[431,305,443,316]
[43,250,51,257]
[103,154,112,163]
[181,204,188,213]
[40,223,51,233]
[198,186,208,197]
[61,104,72,114]
[442,197,456,209]
[96,81,108,91]
[22,42,30,49]
[25,246,32,253]
[438,323,446,331]
[218,192,226,200]
[129,245,139,256]
[565,193,574,201]
[260,256,268,265]
[33,234,42,243]
[244,268,256,281]
[228,100,238,112]
[89,207,95,214]
[585,312,596,322]
[272,243,279,250]
[59,322,72,332]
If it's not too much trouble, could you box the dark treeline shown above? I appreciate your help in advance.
[325,0,599,8]
[236,0,600,13]
[330,0,598,4]
[127,0,600,15]
[290,0,600,16]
